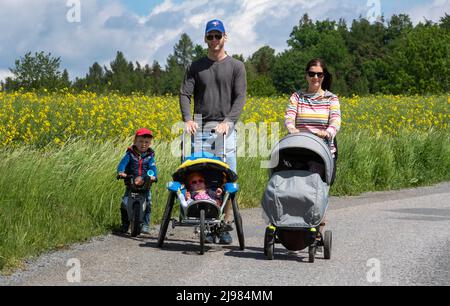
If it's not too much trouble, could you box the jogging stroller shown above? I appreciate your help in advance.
[261,132,335,263]
[157,131,245,255]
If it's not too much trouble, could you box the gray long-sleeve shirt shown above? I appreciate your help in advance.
[179,55,247,124]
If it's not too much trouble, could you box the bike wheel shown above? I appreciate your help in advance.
[157,193,175,248]
[130,201,141,237]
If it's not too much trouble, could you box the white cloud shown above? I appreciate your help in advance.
[407,0,449,24]
[0,0,445,81]
[0,69,13,82]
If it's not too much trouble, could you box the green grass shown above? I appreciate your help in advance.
[0,130,449,273]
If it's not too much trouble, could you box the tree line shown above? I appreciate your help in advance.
[2,13,449,96]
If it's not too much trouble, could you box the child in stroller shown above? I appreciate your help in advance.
[185,172,223,207]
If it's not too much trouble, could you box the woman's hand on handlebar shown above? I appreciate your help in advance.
[287,126,300,134]
[315,130,329,139]
[118,172,127,178]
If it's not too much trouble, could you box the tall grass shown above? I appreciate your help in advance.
[1,130,449,272]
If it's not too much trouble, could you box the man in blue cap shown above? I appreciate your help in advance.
[179,19,247,245]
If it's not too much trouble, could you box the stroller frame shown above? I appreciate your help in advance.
[157,130,245,254]
[262,133,334,263]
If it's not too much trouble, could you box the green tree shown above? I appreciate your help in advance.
[249,46,275,74]
[161,34,197,94]
[4,51,65,91]
[271,49,312,94]
[105,51,135,94]
[385,14,413,44]
[80,62,105,93]
[287,14,319,50]
[162,54,184,95]
[59,69,71,89]
[193,44,207,61]
[382,23,450,94]
[149,61,164,95]
[173,33,195,69]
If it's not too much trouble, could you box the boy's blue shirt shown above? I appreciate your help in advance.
[117,146,158,180]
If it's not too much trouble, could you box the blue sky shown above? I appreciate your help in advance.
[0,0,448,81]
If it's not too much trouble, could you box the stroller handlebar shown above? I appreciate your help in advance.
[181,128,227,164]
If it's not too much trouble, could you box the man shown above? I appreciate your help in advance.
[179,19,247,244]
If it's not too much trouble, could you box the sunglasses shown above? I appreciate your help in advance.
[307,71,324,78]
[190,179,204,185]
[206,34,223,41]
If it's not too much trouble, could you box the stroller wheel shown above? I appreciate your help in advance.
[264,226,275,260]
[324,230,332,260]
[199,209,206,255]
[308,246,315,263]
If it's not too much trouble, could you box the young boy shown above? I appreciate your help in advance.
[117,128,157,234]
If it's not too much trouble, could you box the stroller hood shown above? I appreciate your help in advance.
[268,133,334,185]
[261,170,329,228]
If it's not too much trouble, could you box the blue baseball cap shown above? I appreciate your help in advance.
[205,19,225,34]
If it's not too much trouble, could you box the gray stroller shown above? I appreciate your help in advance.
[261,133,335,263]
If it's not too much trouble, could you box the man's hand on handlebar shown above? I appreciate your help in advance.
[185,120,199,135]
[118,172,127,178]
[215,121,230,135]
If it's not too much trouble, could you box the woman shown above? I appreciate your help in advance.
[284,58,341,245]
[285,58,341,177]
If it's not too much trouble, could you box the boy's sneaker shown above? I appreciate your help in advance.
[219,231,233,245]
[120,224,130,234]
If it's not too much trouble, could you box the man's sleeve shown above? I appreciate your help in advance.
[224,61,247,123]
[179,64,195,122]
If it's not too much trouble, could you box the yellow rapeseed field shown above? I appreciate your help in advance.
[0,90,448,147]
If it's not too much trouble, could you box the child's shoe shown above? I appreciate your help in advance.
[142,225,150,234]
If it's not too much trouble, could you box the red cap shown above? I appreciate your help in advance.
[135,128,153,137]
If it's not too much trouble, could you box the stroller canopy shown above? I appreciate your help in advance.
[172,154,238,184]
[268,133,334,185]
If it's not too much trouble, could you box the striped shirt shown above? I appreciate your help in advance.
[285,90,341,153]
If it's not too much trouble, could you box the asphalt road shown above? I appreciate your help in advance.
[1,182,449,286]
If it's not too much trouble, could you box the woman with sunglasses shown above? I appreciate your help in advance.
[284,58,341,248]
[285,58,341,161]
